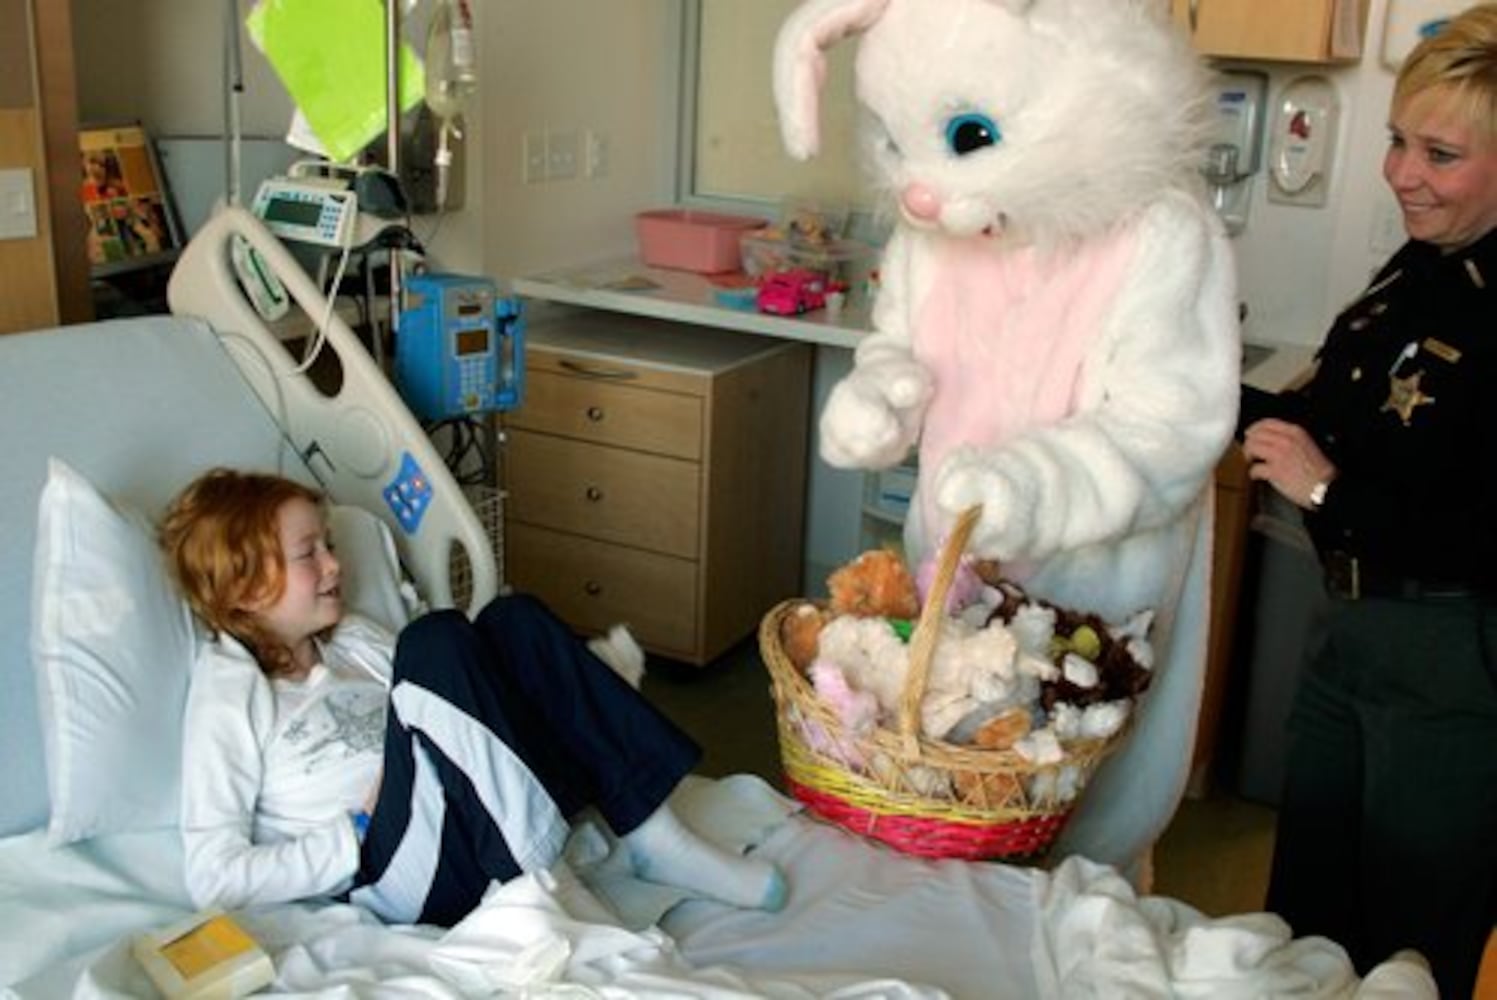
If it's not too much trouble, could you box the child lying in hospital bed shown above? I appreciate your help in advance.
[162,466,787,926]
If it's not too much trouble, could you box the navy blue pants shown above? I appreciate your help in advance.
[352,594,700,926]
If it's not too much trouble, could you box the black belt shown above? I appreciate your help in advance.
[1323,551,1489,602]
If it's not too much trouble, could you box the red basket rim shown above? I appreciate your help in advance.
[786,777,1072,862]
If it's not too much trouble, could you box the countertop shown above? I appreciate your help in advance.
[1241,340,1317,394]
[512,257,868,350]
[513,256,1318,391]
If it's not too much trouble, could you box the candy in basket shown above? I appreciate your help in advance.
[759,507,1154,861]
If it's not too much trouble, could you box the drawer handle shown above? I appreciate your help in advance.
[586,405,605,422]
[1188,0,1200,32]
[583,580,603,597]
[585,485,604,502]
[561,359,638,381]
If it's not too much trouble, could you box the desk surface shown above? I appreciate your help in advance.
[514,256,1317,391]
[512,258,870,350]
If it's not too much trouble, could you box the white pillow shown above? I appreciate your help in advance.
[327,503,422,633]
[31,458,195,845]
[30,460,418,845]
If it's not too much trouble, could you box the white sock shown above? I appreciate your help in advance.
[623,805,788,912]
[588,625,646,689]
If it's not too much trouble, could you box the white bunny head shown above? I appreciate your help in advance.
[774,0,1211,246]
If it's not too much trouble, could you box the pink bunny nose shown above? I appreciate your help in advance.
[900,183,942,221]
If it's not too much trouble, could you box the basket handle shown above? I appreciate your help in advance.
[897,504,983,757]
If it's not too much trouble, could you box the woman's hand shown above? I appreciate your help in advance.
[1242,418,1338,510]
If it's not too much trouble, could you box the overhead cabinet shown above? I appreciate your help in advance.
[1171,0,1370,63]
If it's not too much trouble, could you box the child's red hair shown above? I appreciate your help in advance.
[161,468,324,677]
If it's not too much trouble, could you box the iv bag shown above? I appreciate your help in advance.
[425,0,477,122]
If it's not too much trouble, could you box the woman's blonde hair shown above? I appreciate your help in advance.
[1394,3,1497,145]
[161,468,324,678]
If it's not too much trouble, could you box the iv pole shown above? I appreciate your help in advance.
[224,0,244,206]
[385,0,403,356]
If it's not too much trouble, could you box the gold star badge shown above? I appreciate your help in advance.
[1383,369,1436,426]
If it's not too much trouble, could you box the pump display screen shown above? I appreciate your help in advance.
[262,198,324,227]
[454,328,489,356]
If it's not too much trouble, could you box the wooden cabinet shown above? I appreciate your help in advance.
[503,311,812,666]
[1170,0,1369,63]
[1187,445,1253,797]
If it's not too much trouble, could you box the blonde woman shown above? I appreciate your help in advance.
[1241,6,1497,995]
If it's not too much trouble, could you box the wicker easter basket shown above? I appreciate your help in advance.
[760,506,1137,862]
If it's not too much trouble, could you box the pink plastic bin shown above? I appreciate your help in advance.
[635,209,767,274]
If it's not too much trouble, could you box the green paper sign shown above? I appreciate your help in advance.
[247,0,426,163]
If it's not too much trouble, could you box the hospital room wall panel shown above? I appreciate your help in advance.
[0,110,58,336]
[0,0,86,334]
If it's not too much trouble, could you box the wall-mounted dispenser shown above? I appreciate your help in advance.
[1202,69,1268,236]
[1267,75,1339,208]
[1382,0,1469,70]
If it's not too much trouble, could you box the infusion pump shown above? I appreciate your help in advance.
[250,173,358,248]
[395,273,525,422]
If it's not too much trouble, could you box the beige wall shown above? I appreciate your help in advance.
[693,0,865,207]
[73,0,294,137]
[477,0,681,277]
[70,0,681,283]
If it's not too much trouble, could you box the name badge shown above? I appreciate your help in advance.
[1421,337,1462,364]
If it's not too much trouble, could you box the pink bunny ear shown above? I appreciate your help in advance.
[772,0,891,161]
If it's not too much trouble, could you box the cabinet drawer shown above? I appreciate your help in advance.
[506,430,701,558]
[507,370,703,460]
[506,523,698,655]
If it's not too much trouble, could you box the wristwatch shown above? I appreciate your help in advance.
[1308,479,1331,510]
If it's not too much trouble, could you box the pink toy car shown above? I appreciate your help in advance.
[756,269,828,316]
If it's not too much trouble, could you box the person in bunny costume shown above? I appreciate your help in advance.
[774,0,1240,878]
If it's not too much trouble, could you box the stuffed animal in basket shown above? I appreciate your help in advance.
[773,0,1240,875]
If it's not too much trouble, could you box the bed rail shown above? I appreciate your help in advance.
[167,206,497,615]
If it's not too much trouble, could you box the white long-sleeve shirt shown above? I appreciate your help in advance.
[180,614,394,910]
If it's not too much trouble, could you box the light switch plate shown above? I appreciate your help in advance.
[0,168,37,240]
[546,129,579,181]
[523,132,547,185]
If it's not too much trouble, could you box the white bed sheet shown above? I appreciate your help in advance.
[0,776,1437,999]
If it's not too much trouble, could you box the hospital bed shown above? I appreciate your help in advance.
[0,207,1437,998]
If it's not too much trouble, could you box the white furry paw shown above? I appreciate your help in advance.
[818,360,932,469]
[933,449,1034,560]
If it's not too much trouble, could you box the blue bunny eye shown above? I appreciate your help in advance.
[945,112,1000,156]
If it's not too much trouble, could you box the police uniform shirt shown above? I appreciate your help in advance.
[1295,226,1496,590]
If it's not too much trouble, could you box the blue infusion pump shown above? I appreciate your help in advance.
[395,273,525,421]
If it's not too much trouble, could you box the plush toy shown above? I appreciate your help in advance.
[827,548,921,619]
[773,0,1239,874]
[778,601,829,671]
[816,612,1049,740]
[914,549,989,618]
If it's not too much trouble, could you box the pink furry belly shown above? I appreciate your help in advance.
[911,232,1137,549]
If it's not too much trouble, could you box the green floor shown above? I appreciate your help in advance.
[641,633,1276,918]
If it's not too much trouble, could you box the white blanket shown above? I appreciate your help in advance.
[1,775,1437,999]
[1030,857,1437,999]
